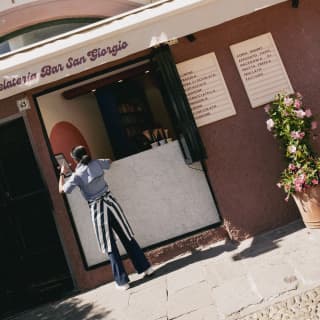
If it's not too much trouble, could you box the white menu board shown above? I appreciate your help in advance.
[177,52,236,127]
[230,33,293,108]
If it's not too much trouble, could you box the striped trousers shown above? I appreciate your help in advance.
[89,192,150,285]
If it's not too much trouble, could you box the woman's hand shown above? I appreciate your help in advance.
[60,161,68,175]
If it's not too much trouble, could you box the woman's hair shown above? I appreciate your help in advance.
[70,146,91,165]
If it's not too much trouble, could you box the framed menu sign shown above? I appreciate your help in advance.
[230,33,293,108]
[177,52,236,127]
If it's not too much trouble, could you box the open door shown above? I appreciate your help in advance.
[152,45,207,164]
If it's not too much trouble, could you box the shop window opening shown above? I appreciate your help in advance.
[46,61,179,166]
[94,69,176,160]
[56,46,207,165]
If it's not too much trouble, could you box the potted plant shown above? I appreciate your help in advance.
[265,91,320,228]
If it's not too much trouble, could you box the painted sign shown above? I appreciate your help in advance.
[177,52,236,127]
[0,40,129,100]
[230,33,293,108]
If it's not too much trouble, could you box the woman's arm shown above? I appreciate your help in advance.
[59,174,65,193]
[58,163,68,193]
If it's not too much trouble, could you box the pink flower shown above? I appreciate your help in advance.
[266,119,274,131]
[284,97,293,106]
[287,145,297,154]
[295,174,306,185]
[295,184,302,192]
[294,99,302,109]
[294,110,306,118]
[276,182,282,188]
[290,131,299,139]
[290,131,305,140]
[311,121,318,130]
[294,175,305,192]
[264,104,271,113]
[312,179,319,185]
[288,164,296,171]
[305,109,312,117]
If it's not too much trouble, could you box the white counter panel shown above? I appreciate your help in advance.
[66,141,220,267]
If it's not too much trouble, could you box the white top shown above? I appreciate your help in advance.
[63,159,111,201]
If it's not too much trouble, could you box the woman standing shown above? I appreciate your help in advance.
[59,145,154,290]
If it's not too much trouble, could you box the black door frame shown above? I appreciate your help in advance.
[0,112,74,316]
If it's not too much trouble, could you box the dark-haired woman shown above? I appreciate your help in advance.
[59,145,154,290]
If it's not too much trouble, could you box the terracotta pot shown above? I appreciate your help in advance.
[293,186,320,228]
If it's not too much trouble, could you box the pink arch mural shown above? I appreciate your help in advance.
[50,121,91,170]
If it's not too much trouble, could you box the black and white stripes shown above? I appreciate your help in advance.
[89,192,134,253]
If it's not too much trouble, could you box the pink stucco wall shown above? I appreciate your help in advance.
[171,0,320,240]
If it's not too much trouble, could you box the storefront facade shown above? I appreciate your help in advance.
[1,0,319,314]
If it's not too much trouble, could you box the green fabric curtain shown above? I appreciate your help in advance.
[152,45,206,164]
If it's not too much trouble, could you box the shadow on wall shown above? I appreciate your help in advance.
[5,298,111,320]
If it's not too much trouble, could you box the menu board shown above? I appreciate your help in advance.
[230,33,293,108]
[177,52,236,127]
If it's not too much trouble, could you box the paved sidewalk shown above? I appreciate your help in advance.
[5,220,320,320]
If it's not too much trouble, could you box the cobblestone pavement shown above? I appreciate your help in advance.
[237,286,320,320]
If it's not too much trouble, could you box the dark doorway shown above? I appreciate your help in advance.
[0,117,73,317]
